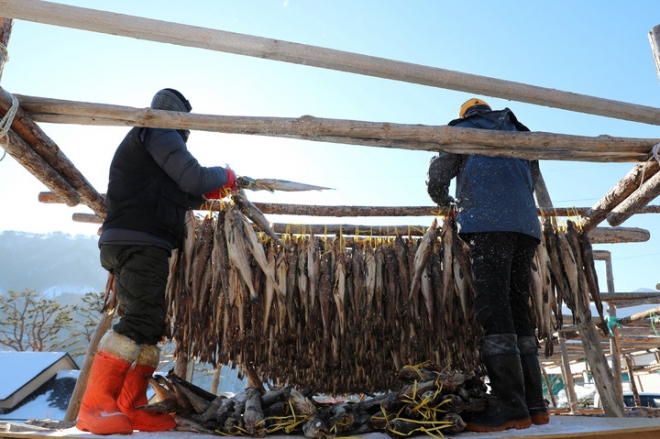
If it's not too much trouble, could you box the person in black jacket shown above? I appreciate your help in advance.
[76,89,237,435]
[426,98,548,432]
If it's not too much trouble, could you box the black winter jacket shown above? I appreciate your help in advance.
[100,127,229,249]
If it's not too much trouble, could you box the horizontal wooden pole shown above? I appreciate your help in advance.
[587,226,650,243]
[20,99,658,162]
[599,292,660,303]
[4,0,660,126]
[16,95,659,162]
[69,211,648,243]
[39,193,660,217]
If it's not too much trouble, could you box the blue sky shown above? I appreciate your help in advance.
[0,1,659,293]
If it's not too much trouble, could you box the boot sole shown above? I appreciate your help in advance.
[466,418,532,432]
[531,413,550,425]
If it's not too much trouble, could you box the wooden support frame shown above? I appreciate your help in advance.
[1,0,659,424]
[3,0,660,126]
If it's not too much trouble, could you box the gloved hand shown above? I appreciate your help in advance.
[436,195,455,208]
[204,168,238,199]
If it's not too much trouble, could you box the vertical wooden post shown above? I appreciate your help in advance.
[625,355,641,407]
[542,367,557,408]
[603,255,623,400]
[64,290,115,422]
[211,366,222,394]
[558,332,579,414]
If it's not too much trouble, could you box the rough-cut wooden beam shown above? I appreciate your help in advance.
[587,227,649,243]
[607,168,660,226]
[580,160,660,232]
[14,95,658,162]
[618,306,660,326]
[0,88,107,217]
[4,1,660,126]
[2,129,79,205]
[39,192,660,217]
[599,292,660,303]
[68,212,651,244]
[626,355,642,408]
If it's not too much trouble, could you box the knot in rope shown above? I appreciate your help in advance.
[605,315,620,337]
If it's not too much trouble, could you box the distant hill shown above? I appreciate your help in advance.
[0,231,106,296]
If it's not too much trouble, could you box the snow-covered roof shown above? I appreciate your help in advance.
[0,352,78,410]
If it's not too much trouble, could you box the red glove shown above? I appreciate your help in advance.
[204,168,238,199]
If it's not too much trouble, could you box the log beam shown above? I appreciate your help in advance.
[3,0,660,126]
[37,192,660,217]
[2,129,79,205]
[607,168,660,226]
[0,88,107,217]
[580,160,660,232]
[68,211,650,244]
[14,95,659,162]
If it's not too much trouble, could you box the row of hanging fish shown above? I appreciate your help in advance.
[164,198,603,394]
[165,204,482,395]
[529,218,607,357]
[144,364,489,438]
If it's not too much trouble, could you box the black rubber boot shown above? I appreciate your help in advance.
[465,334,532,432]
[518,336,550,425]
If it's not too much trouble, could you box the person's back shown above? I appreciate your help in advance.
[426,98,548,432]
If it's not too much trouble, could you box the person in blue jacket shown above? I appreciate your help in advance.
[426,98,549,432]
[76,89,238,435]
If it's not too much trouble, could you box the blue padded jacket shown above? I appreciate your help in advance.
[426,108,541,240]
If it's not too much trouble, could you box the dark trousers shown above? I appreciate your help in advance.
[461,232,539,337]
[100,244,171,345]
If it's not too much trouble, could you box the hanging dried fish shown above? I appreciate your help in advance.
[319,250,333,340]
[409,218,439,300]
[333,249,347,336]
[263,244,276,333]
[182,210,196,288]
[225,207,258,303]
[307,235,320,319]
[233,189,284,247]
[241,214,281,296]
[275,246,288,334]
[579,225,606,327]
[364,241,376,318]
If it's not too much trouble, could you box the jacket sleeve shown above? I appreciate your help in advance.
[426,153,462,206]
[143,128,229,195]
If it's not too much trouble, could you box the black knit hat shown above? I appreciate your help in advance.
[150,88,192,113]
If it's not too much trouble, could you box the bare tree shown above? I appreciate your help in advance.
[68,290,109,357]
[0,289,74,352]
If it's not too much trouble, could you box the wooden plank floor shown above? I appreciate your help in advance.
[3,415,660,439]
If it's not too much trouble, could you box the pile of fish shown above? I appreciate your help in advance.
[145,364,489,437]
[164,198,602,394]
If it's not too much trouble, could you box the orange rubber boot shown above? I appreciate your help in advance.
[117,344,176,432]
[76,331,140,435]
